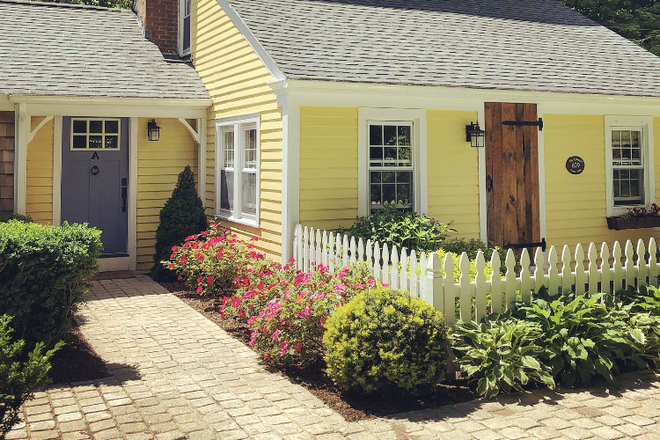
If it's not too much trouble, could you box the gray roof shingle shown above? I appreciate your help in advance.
[225,0,660,98]
[0,0,210,100]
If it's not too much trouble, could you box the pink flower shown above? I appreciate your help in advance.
[272,329,280,341]
[179,257,187,264]
[263,353,269,360]
[168,263,174,268]
[232,297,241,308]
[171,245,178,251]
[249,330,258,347]
[251,236,259,241]
[196,286,203,294]
[197,276,203,283]
[217,251,224,259]
[320,317,327,328]
[170,253,176,259]
[279,340,289,357]
[292,341,303,353]
[206,276,214,284]
[333,283,347,294]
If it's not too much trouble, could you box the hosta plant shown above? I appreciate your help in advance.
[323,287,449,395]
[449,317,555,398]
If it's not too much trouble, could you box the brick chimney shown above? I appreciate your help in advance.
[133,0,179,55]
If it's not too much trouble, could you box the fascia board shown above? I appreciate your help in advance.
[215,0,286,82]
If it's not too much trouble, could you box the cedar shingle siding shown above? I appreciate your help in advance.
[0,111,14,215]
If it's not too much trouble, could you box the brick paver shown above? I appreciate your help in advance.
[8,276,660,439]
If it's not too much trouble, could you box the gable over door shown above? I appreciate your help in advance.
[485,102,540,249]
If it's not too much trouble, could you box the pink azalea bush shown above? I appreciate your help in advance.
[166,223,265,296]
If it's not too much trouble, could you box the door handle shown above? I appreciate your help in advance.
[91,165,100,175]
[486,175,493,193]
[121,178,128,213]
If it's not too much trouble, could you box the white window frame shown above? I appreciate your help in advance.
[178,0,192,56]
[215,114,260,227]
[358,108,426,217]
[605,115,654,217]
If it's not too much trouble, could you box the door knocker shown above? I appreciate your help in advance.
[91,165,100,175]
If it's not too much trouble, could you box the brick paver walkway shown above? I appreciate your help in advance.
[7,276,660,439]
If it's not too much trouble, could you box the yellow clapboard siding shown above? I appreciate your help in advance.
[427,110,479,239]
[299,107,358,228]
[135,118,199,267]
[26,118,54,223]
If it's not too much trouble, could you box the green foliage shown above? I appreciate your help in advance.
[1,315,63,439]
[323,287,449,395]
[0,214,32,224]
[616,283,660,315]
[0,221,101,347]
[559,0,660,56]
[512,288,632,387]
[151,166,208,282]
[338,205,454,253]
[450,317,555,398]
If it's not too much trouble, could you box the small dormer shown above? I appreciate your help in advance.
[132,0,190,57]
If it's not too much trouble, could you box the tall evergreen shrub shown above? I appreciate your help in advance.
[151,166,207,281]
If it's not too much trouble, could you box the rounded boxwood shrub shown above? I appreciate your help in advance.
[151,165,208,281]
[323,287,449,395]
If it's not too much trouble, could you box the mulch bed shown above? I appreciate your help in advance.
[163,281,480,422]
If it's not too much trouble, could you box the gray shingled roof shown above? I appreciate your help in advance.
[225,0,660,98]
[0,0,209,100]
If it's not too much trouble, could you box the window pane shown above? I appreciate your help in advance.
[370,184,381,205]
[384,147,397,165]
[73,120,87,133]
[244,129,257,170]
[89,121,103,133]
[370,171,381,183]
[89,136,102,149]
[72,135,87,149]
[384,125,397,145]
[183,16,191,51]
[220,170,233,211]
[398,146,411,166]
[382,184,395,205]
[382,172,395,183]
[223,131,234,168]
[105,135,118,149]
[369,125,382,145]
[241,172,257,216]
[370,146,383,161]
[398,126,411,146]
[105,120,119,134]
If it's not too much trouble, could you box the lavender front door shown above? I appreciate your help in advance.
[61,117,129,255]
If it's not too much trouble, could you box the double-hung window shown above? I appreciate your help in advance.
[606,115,654,216]
[216,115,259,226]
[368,122,414,213]
[179,0,192,56]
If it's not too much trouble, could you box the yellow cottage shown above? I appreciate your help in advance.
[189,0,660,263]
[0,0,211,271]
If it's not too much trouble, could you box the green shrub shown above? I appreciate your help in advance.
[323,287,449,395]
[1,315,63,438]
[449,317,555,398]
[0,214,32,224]
[337,205,454,253]
[0,221,101,347]
[151,165,208,282]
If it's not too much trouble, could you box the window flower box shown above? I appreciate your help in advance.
[606,215,660,230]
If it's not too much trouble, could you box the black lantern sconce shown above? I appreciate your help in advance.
[466,122,486,148]
[147,119,161,142]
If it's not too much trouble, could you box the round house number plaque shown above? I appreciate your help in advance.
[566,156,585,175]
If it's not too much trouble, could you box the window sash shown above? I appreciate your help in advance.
[611,128,645,206]
[70,118,121,150]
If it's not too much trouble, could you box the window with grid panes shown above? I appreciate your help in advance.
[71,119,120,150]
[216,118,259,225]
[612,129,644,206]
[368,122,413,213]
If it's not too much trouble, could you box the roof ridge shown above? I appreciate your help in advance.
[0,0,127,12]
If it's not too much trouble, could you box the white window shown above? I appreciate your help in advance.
[215,115,259,226]
[606,115,654,216]
[368,122,414,213]
[179,0,192,56]
[71,118,120,150]
[358,108,426,217]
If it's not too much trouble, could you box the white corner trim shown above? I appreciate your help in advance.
[178,117,201,144]
[198,118,207,206]
[52,116,62,226]
[29,116,54,144]
[128,117,138,271]
[280,98,300,263]
[357,107,427,217]
[214,0,286,82]
[14,102,27,215]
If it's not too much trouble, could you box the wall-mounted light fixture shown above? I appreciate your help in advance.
[148,119,161,141]
[466,122,486,148]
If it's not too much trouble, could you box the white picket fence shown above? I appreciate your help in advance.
[292,224,660,324]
